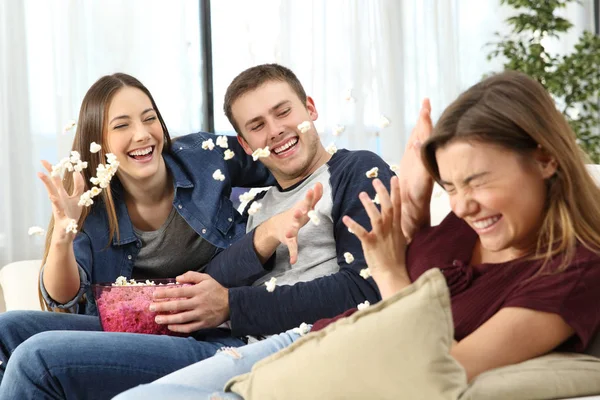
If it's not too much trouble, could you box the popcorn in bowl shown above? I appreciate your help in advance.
[92,277,191,336]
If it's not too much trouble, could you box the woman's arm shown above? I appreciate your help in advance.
[450,307,574,382]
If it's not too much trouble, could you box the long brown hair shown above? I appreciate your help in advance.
[422,71,600,273]
[39,73,172,311]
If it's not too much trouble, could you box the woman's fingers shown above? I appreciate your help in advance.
[372,179,392,219]
[72,171,85,197]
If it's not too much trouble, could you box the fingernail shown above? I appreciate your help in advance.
[155,316,163,324]
[149,305,156,312]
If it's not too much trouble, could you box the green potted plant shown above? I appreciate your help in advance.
[487,0,600,162]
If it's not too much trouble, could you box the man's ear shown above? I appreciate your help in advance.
[237,134,253,155]
[306,96,318,122]
[533,147,558,179]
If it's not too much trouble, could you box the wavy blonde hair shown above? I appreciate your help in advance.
[39,73,172,311]
[422,71,600,273]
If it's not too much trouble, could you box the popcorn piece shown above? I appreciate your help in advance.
[333,125,345,136]
[297,121,311,133]
[357,301,371,311]
[366,167,379,178]
[73,161,88,172]
[344,252,355,264]
[114,276,128,286]
[216,135,229,149]
[307,210,320,226]
[63,120,77,134]
[65,219,78,234]
[372,194,380,205]
[90,142,102,153]
[28,226,46,236]
[212,169,225,181]
[248,201,262,216]
[348,227,354,234]
[239,191,256,204]
[106,153,118,166]
[292,322,311,336]
[360,268,372,279]
[265,277,277,292]
[379,115,391,129]
[223,149,235,160]
[202,139,215,150]
[252,146,270,161]
[90,186,102,197]
[390,164,399,173]
[69,151,81,163]
[78,191,94,207]
[326,143,337,155]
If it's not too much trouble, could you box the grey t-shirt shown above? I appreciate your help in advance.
[132,207,216,279]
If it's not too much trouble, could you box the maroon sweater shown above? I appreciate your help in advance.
[312,213,600,352]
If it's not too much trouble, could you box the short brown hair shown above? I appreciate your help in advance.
[422,70,600,273]
[223,64,308,134]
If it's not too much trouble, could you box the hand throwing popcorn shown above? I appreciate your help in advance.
[212,169,226,181]
[297,121,311,133]
[90,142,102,154]
[344,252,355,264]
[28,226,46,236]
[202,139,215,151]
[307,210,320,226]
[366,167,379,178]
[223,149,235,160]
[252,146,270,161]
[216,135,229,149]
[357,301,371,311]
[265,277,277,292]
[248,201,262,216]
[326,143,338,155]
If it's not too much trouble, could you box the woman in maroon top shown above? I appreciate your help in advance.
[115,71,600,399]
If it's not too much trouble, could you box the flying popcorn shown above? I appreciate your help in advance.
[212,169,225,181]
[90,142,102,154]
[202,139,215,150]
[63,120,77,134]
[344,88,354,102]
[248,201,262,216]
[66,219,78,234]
[252,146,270,161]
[292,322,311,336]
[332,125,345,136]
[307,210,320,226]
[89,153,119,189]
[379,115,391,129]
[390,164,400,173]
[357,301,371,311]
[216,135,229,149]
[344,252,355,264]
[265,277,277,292]
[223,149,235,160]
[366,167,379,178]
[28,226,46,236]
[326,143,337,155]
[297,121,311,133]
[360,268,371,279]
[239,191,256,204]
[372,194,380,205]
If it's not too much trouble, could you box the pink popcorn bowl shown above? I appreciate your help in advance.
[92,279,190,336]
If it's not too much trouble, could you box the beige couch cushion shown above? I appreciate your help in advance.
[461,353,600,400]
[225,268,467,400]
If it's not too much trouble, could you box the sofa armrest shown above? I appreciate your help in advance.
[0,259,43,311]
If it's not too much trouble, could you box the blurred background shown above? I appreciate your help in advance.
[0,0,597,265]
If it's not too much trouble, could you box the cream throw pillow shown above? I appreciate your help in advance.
[460,352,600,400]
[225,268,467,400]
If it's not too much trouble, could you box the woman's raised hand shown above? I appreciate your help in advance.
[37,160,85,242]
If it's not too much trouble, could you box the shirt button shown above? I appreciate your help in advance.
[178,205,182,209]
[179,147,183,150]
[228,218,233,222]
[127,255,132,260]
[136,242,141,248]
[202,228,207,234]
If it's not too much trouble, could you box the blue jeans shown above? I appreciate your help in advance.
[0,310,245,400]
[113,328,304,400]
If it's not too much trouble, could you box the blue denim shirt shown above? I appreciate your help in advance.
[40,132,274,315]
